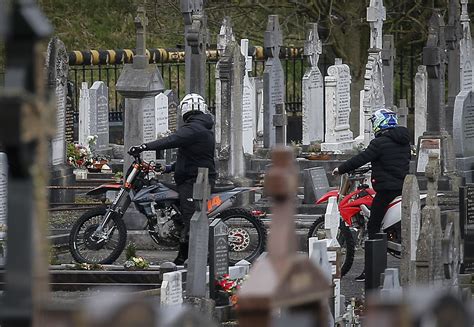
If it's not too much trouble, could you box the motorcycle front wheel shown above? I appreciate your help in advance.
[69,207,127,264]
[219,208,267,264]
[307,217,355,277]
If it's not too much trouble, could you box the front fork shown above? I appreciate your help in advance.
[93,165,139,238]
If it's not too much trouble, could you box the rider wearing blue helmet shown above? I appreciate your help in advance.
[333,108,411,281]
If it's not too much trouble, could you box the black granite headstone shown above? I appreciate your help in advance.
[303,167,330,204]
[209,218,229,301]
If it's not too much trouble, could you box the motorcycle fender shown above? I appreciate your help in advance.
[316,190,339,204]
[382,199,402,230]
[339,207,360,226]
[87,184,121,196]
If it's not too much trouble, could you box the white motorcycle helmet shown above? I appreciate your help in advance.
[180,93,208,119]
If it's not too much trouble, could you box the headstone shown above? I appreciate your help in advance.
[382,35,396,108]
[181,0,207,95]
[397,99,408,127]
[155,92,169,138]
[215,17,245,179]
[414,65,428,142]
[116,6,164,170]
[415,153,444,285]
[380,268,402,300]
[460,0,473,91]
[65,81,75,144]
[263,15,286,147]
[460,184,474,270]
[160,271,183,306]
[254,77,264,148]
[165,90,181,133]
[79,81,109,151]
[400,175,421,286]
[321,58,354,152]
[308,238,332,281]
[186,167,211,297]
[302,23,324,145]
[209,218,229,300]
[324,196,340,240]
[303,167,330,204]
[241,39,256,155]
[362,0,386,146]
[355,89,366,145]
[0,153,6,227]
[0,1,54,324]
[453,89,474,182]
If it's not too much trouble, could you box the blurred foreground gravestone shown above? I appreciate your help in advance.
[238,147,331,327]
[209,218,229,303]
[0,0,54,325]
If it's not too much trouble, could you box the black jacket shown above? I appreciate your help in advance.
[145,112,217,185]
[338,127,411,191]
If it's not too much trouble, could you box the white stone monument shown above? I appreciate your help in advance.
[460,0,473,91]
[302,23,324,145]
[160,271,183,306]
[155,92,169,137]
[415,65,428,143]
[241,39,256,155]
[321,59,354,152]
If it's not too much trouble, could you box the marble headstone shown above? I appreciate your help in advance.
[241,39,256,154]
[302,23,324,145]
[453,89,474,181]
[142,97,157,162]
[322,59,354,152]
[160,271,183,306]
[155,92,169,137]
[415,66,428,142]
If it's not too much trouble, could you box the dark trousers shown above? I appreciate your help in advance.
[368,190,401,240]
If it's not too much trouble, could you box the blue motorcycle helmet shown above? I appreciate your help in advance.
[370,108,398,135]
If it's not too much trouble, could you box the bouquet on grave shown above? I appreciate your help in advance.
[67,135,97,169]
[123,242,150,270]
[215,274,246,307]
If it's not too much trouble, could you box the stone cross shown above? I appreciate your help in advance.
[133,6,148,69]
[186,167,211,297]
[0,0,54,324]
[264,15,283,59]
[423,11,447,134]
[382,35,396,108]
[302,23,324,145]
[367,0,386,50]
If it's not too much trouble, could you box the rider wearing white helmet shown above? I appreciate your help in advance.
[333,108,411,281]
[129,93,216,264]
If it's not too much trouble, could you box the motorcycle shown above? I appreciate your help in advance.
[307,166,429,277]
[69,152,267,265]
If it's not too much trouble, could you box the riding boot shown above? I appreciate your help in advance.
[173,242,189,265]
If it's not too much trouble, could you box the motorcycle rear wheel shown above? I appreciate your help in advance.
[307,217,355,277]
[69,207,127,264]
[219,208,267,264]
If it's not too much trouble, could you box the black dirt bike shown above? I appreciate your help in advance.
[69,153,267,265]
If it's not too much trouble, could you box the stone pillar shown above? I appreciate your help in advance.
[241,39,256,155]
[321,58,354,152]
[397,99,408,127]
[263,15,285,147]
[414,65,428,143]
[382,35,396,108]
[302,23,324,145]
[0,1,54,324]
[459,0,473,91]
[362,0,386,146]
[116,6,164,171]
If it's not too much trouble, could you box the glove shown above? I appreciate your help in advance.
[332,167,339,176]
[128,144,147,155]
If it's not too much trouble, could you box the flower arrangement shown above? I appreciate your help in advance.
[123,242,150,270]
[215,274,246,307]
[67,135,110,171]
[72,262,105,270]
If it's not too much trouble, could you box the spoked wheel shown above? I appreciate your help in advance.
[69,207,127,264]
[219,208,267,265]
[307,217,355,277]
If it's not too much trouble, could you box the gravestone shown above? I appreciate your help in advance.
[263,15,286,147]
[380,268,402,299]
[415,154,444,285]
[46,37,74,203]
[302,23,324,145]
[400,175,421,286]
[186,167,211,298]
[160,271,183,306]
[65,81,75,144]
[79,81,109,151]
[355,89,366,145]
[382,35,396,108]
[209,218,229,300]
[362,0,386,146]
[321,58,354,152]
[303,167,329,204]
[397,99,408,127]
[308,239,332,282]
[0,153,6,227]
[453,89,474,182]
[165,89,181,133]
[155,92,169,137]
[116,6,164,170]
[181,0,207,95]
[460,184,474,270]
[254,77,264,148]
[460,0,473,91]
[324,196,340,241]
[0,1,54,324]
[415,65,428,143]
[215,17,245,180]
[241,39,256,155]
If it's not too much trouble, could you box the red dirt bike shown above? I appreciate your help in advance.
[307,166,416,277]
[69,152,267,265]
